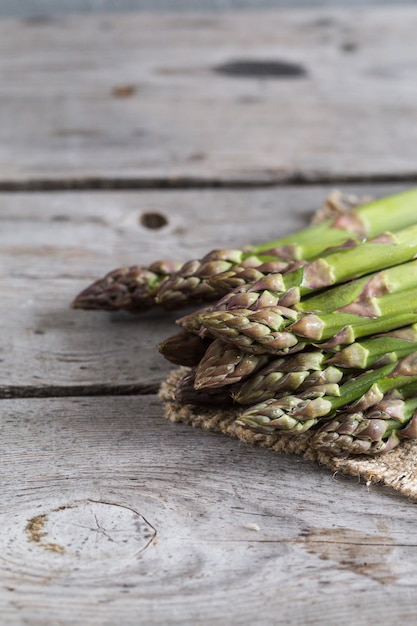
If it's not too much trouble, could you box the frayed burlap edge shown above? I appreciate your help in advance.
[159,368,417,500]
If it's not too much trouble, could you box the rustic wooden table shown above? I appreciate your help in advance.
[2,7,417,625]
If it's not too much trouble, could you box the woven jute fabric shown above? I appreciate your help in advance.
[159,368,417,499]
[158,191,417,500]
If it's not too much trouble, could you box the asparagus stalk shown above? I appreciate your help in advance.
[327,324,417,368]
[199,260,417,355]
[207,226,417,316]
[258,252,417,315]
[72,188,417,313]
[156,250,287,310]
[175,306,214,336]
[195,323,417,398]
[155,189,417,310]
[192,339,324,393]
[209,259,312,296]
[311,393,417,456]
[236,353,417,434]
[175,368,234,406]
[199,305,301,355]
[71,261,181,313]
[290,286,417,348]
[193,339,270,389]
[233,355,344,405]
[209,239,360,295]
[157,331,213,367]
[233,353,344,405]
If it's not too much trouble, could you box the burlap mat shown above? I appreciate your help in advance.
[158,191,417,499]
[159,368,417,499]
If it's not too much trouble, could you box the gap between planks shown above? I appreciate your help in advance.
[3,172,417,192]
[0,382,163,399]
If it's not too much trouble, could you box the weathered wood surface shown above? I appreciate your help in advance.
[1,0,411,19]
[3,183,417,625]
[3,395,417,626]
[2,8,417,185]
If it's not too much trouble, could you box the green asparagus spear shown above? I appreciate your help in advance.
[236,353,417,434]
[233,355,344,405]
[157,331,213,367]
[207,226,417,316]
[199,260,417,355]
[71,261,181,313]
[209,238,365,296]
[327,324,417,368]
[289,286,417,348]
[311,394,417,455]
[156,251,285,310]
[199,305,301,354]
[72,188,417,313]
[156,189,417,310]
[196,323,417,398]
[194,339,270,389]
[175,368,234,406]
[233,250,417,315]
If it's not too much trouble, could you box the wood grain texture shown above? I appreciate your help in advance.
[0,0,411,19]
[2,395,417,625]
[2,8,417,184]
[0,183,409,393]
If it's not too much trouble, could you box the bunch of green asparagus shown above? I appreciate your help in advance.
[72,188,417,457]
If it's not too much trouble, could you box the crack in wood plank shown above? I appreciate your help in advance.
[2,172,417,192]
[0,382,162,399]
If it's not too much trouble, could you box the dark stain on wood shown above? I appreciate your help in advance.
[22,15,56,26]
[214,59,307,79]
[140,212,168,230]
[341,41,358,53]
[297,527,397,584]
[52,129,100,139]
[25,514,66,554]
[112,85,137,98]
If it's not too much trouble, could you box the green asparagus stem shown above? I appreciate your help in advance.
[155,251,288,310]
[155,189,417,310]
[199,306,301,355]
[233,354,344,405]
[311,394,417,455]
[194,339,270,389]
[71,261,181,313]
[208,227,417,316]
[187,306,417,391]
[327,324,417,368]
[175,306,216,337]
[236,353,417,434]
[157,331,213,367]
[175,368,234,406]
[199,323,417,400]
[199,260,417,355]
[230,258,417,326]
[209,239,362,295]
[72,188,417,313]
[209,259,309,295]
[289,286,417,348]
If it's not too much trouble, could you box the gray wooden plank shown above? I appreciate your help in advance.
[0,1,411,19]
[2,8,417,184]
[1,394,417,625]
[0,183,409,392]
